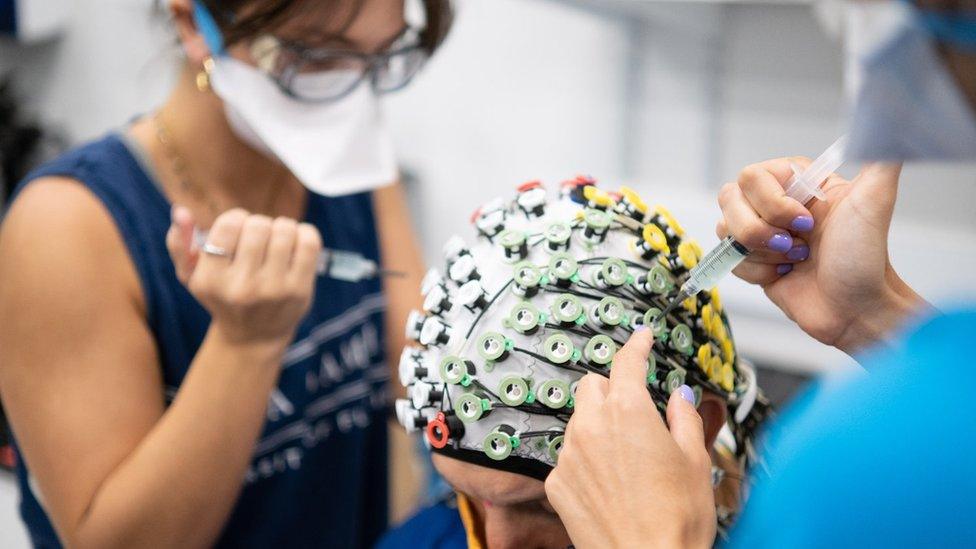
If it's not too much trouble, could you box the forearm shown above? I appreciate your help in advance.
[69,325,283,549]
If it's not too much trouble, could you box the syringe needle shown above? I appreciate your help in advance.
[652,289,689,325]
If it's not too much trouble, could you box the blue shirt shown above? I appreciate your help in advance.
[10,134,390,548]
[729,308,976,547]
[375,495,467,549]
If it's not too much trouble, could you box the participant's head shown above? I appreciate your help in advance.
[428,388,733,549]
[397,180,767,548]
[845,0,976,159]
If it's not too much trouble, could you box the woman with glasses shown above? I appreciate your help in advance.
[0,1,451,547]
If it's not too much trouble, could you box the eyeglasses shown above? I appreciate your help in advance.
[250,29,429,104]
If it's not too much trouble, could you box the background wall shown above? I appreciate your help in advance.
[1,0,975,545]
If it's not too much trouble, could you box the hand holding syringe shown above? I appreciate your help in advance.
[193,228,403,282]
[656,135,848,320]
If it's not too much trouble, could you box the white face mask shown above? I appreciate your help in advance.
[843,2,976,161]
[208,55,398,197]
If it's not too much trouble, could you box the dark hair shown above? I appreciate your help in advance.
[200,0,453,54]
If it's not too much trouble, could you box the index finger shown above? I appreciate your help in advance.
[608,327,654,396]
[738,157,815,231]
[571,373,609,417]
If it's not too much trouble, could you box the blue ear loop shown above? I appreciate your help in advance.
[193,1,226,56]
[905,0,976,51]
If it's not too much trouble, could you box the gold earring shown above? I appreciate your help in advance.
[196,57,215,92]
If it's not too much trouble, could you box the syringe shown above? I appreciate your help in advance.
[655,135,848,321]
[192,228,403,282]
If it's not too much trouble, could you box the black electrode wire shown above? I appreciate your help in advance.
[510,346,590,376]
[543,323,627,350]
[574,279,641,306]
[539,285,606,302]
[464,278,515,340]
[622,285,663,308]
[519,430,565,439]
[578,256,649,271]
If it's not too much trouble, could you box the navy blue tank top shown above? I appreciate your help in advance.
[10,134,390,548]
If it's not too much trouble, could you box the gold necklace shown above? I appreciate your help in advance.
[151,112,283,219]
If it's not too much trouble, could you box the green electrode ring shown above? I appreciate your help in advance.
[595,296,625,327]
[477,331,510,362]
[646,353,659,384]
[548,253,579,283]
[583,208,612,230]
[670,324,694,356]
[545,221,572,245]
[547,435,565,463]
[483,430,518,461]
[506,301,542,334]
[584,335,617,366]
[498,376,532,406]
[543,333,577,365]
[599,258,630,287]
[454,392,492,423]
[643,308,669,338]
[513,261,543,288]
[665,366,687,393]
[440,355,472,385]
[648,264,675,294]
[538,379,572,409]
[551,293,584,324]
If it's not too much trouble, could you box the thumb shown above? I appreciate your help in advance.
[666,385,710,473]
[849,162,901,230]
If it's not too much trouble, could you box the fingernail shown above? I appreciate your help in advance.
[791,215,814,232]
[634,324,649,333]
[677,384,695,404]
[766,233,793,253]
[786,245,809,261]
[776,263,793,275]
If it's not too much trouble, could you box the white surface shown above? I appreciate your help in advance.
[0,474,29,548]
[12,0,68,42]
[387,0,630,259]
[0,0,176,142]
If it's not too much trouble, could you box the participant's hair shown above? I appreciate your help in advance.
[198,0,453,53]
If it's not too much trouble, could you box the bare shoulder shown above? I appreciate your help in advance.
[1,176,145,313]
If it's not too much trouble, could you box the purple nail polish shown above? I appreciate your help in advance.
[767,233,793,253]
[776,263,793,275]
[786,245,810,261]
[791,215,814,232]
[677,384,695,404]
[634,324,649,333]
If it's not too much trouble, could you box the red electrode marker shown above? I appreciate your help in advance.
[426,412,450,449]
[517,180,542,193]
[561,175,595,190]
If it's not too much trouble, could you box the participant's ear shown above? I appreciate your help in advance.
[169,0,212,66]
[696,393,728,448]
